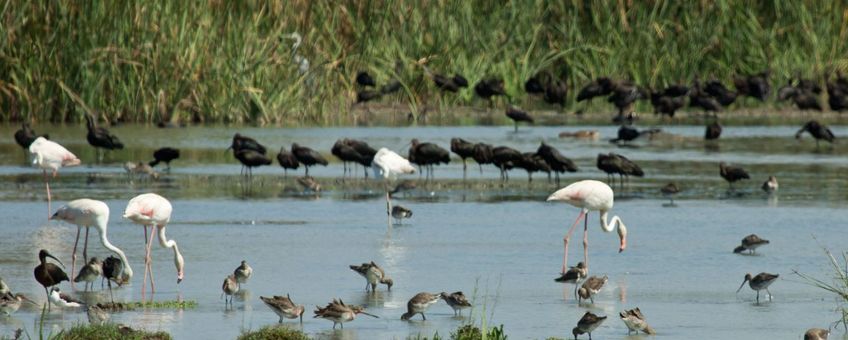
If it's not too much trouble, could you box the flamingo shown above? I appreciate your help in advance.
[371,148,416,228]
[51,199,133,286]
[29,137,81,217]
[123,193,183,296]
[547,180,628,275]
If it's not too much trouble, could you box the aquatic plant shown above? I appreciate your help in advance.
[52,324,172,340]
[793,244,848,332]
[237,325,309,340]
[1,1,846,124]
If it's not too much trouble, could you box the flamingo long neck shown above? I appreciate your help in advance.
[599,210,628,252]
[96,217,133,280]
[157,225,184,274]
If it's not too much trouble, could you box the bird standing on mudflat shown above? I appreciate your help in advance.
[292,143,328,176]
[33,249,69,311]
[149,147,180,171]
[261,294,305,323]
[401,292,441,321]
[450,138,476,177]
[719,162,750,189]
[537,142,578,185]
[276,146,300,177]
[661,182,680,205]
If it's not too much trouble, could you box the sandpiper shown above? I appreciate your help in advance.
[87,304,110,325]
[233,260,252,289]
[620,307,655,335]
[313,299,378,329]
[349,261,393,292]
[762,175,779,193]
[733,234,770,254]
[660,182,680,205]
[296,176,321,192]
[0,293,35,315]
[222,274,239,306]
[572,311,607,340]
[737,272,779,303]
[260,294,305,323]
[74,257,103,291]
[578,275,608,304]
[401,292,441,321]
[48,287,82,308]
[555,262,587,298]
[804,328,830,340]
[440,291,472,316]
[391,205,413,225]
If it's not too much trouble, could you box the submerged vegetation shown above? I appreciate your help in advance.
[1,1,847,124]
[52,324,171,340]
[237,326,309,340]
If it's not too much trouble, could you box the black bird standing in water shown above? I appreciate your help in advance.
[33,249,68,311]
[795,120,835,148]
[450,138,476,177]
[291,143,328,176]
[471,143,494,175]
[474,77,507,107]
[576,77,614,102]
[505,107,534,132]
[492,146,522,181]
[343,139,377,177]
[235,149,272,177]
[408,139,450,179]
[332,139,366,178]
[705,121,722,140]
[536,142,577,185]
[101,255,124,303]
[85,114,124,162]
[227,133,266,155]
[276,146,300,177]
[14,123,48,149]
[149,147,180,171]
[719,162,750,189]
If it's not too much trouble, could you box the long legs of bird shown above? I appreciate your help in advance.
[70,227,91,288]
[562,209,586,274]
[43,170,51,219]
[142,225,157,296]
[385,184,392,229]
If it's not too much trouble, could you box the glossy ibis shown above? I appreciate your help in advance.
[471,142,494,175]
[608,83,648,122]
[515,152,551,182]
[149,147,180,171]
[719,162,750,189]
[597,153,643,188]
[235,149,272,177]
[227,133,266,155]
[704,80,738,106]
[432,72,469,93]
[33,249,68,311]
[609,125,661,143]
[524,73,548,95]
[344,139,377,177]
[450,138,476,176]
[536,141,578,185]
[787,90,823,111]
[795,120,834,147]
[84,114,123,161]
[650,90,686,118]
[332,139,366,178]
[356,71,376,87]
[576,77,614,102]
[14,123,48,149]
[705,121,722,140]
[292,143,328,176]
[734,71,770,101]
[491,146,522,181]
[276,146,300,177]
[505,106,533,132]
[661,183,680,205]
[408,139,450,179]
[474,77,507,107]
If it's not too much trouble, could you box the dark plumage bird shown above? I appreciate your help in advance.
[597,153,643,187]
[292,143,328,176]
[101,255,123,303]
[14,123,48,149]
[544,78,568,109]
[661,182,680,205]
[85,115,123,161]
[573,311,607,340]
[432,72,469,93]
[474,77,507,106]
[789,90,823,111]
[577,77,614,102]
[704,80,738,106]
[235,149,272,177]
[650,91,686,118]
[795,120,835,147]
[440,291,472,316]
[609,125,661,143]
[608,83,648,122]
[356,89,382,104]
[734,71,770,101]
[827,79,848,112]
[149,147,180,170]
[471,143,494,175]
[659,84,690,97]
[408,139,450,179]
[719,162,750,188]
[343,139,377,176]
[34,249,68,311]
[332,139,367,178]
[733,234,770,254]
[450,138,476,175]
[276,147,300,177]
[736,272,779,304]
[536,142,577,185]
[689,91,723,113]
[492,146,522,181]
[524,73,547,95]
[355,71,376,87]
[228,133,266,155]
[505,107,533,132]
[380,80,402,95]
[515,152,551,183]
[705,121,722,140]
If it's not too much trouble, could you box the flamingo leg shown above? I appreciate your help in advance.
[147,225,157,293]
[43,170,51,219]
[562,209,586,274]
[142,226,149,296]
[583,212,589,272]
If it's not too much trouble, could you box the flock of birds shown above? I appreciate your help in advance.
[3,104,840,339]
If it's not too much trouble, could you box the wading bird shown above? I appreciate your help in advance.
[719,162,750,189]
[149,147,180,171]
[391,205,412,225]
[573,311,607,340]
[276,146,300,177]
[762,176,778,193]
[222,274,238,307]
[73,257,103,291]
[261,294,305,323]
[733,234,770,254]
[14,123,48,149]
[51,199,133,286]
[33,249,68,311]
[440,291,472,316]
[804,328,830,340]
[101,255,123,303]
[737,272,779,303]
[292,143,328,176]
[123,193,183,296]
[85,114,124,162]
[48,287,82,308]
[401,292,441,321]
[29,137,81,217]
[547,180,628,275]
[450,138,476,177]
[505,107,533,132]
[555,261,587,298]
[408,139,449,180]
[577,275,607,304]
[661,183,680,205]
[795,120,835,148]
[620,307,656,335]
[233,260,252,289]
[350,261,393,292]
[372,148,416,228]
[314,299,378,329]
[0,293,35,316]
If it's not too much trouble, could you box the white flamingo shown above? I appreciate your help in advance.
[51,199,133,285]
[547,180,628,274]
[372,148,416,228]
[29,137,81,217]
[123,193,183,295]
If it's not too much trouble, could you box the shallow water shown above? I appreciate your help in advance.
[1,124,847,339]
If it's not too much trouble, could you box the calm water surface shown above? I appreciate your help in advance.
[0,124,846,339]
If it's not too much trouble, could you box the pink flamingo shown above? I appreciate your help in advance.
[29,137,81,217]
[547,180,628,274]
[51,199,133,286]
[123,193,183,295]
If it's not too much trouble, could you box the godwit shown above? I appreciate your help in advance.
[761,176,778,193]
[87,305,110,325]
[222,274,238,307]
[736,272,779,303]
[0,277,8,295]
[719,162,750,189]
[440,291,472,316]
[29,137,81,217]
[33,249,69,311]
[0,293,35,316]
[555,261,587,298]
[547,180,628,274]
[733,234,770,254]
[804,328,830,340]
[48,287,82,308]
[296,176,321,193]
[401,292,440,321]
[620,307,656,335]
[314,299,378,329]
[260,294,305,323]
[233,260,252,289]
[73,257,103,291]
[578,275,608,304]
[349,261,393,292]
[391,205,412,225]
[123,193,183,296]
[572,311,607,340]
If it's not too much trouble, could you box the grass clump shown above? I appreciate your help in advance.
[793,243,848,332]
[237,326,309,340]
[450,324,507,340]
[53,324,171,340]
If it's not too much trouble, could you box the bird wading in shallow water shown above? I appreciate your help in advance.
[29,137,81,218]
[123,193,183,296]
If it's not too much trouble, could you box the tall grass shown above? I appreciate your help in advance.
[1,1,846,124]
[793,243,848,332]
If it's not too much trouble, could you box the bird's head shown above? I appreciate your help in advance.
[176,252,185,284]
[737,273,753,293]
[572,327,584,338]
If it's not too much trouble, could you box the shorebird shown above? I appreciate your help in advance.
[314,299,378,329]
[74,257,103,291]
[578,275,608,304]
[349,261,393,292]
[123,193,184,296]
[620,307,656,335]
[573,311,607,340]
[260,294,305,323]
[390,180,417,197]
[227,133,267,155]
[733,234,770,254]
[372,148,416,228]
[450,138,476,176]
[101,255,123,303]
[29,137,81,217]
[391,205,412,225]
[537,142,578,185]
[52,199,133,283]
[291,143,328,176]
[296,176,321,192]
[401,292,441,321]
[440,291,472,316]
[804,328,830,340]
[408,139,450,180]
[555,262,587,298]
[547,180,628,275]
[661,182,680,205]
[0,293,35,316]
[33,249,69,311]
[276,146,300,177]
[150,147,180,171]
[762,176,778,193]
[84,114,124,162]
[559,130,599,140]
[719,162,750,189]
[48,287,82,308]
[222,274,238,307]
[233,260,252,289]
[795,120,835,148]
[87,304,110,325]
[505,106,533,132]
[125,161,159,180]
[737,272,779,303]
